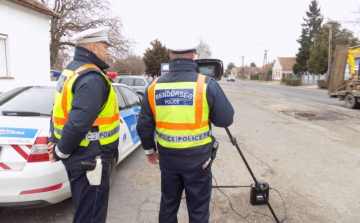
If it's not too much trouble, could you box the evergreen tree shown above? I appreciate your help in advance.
[293,28,311,74]
[225,62,236,76]
[305,0,323,44]
[293,0,323,75]
[143,40,170,78]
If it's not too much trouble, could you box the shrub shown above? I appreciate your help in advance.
[285,78,291,85]
[281,77,287,83]
[288,79,301,86]
[250,74,259,80]
[317,79,328,89]
[284,79,301,86]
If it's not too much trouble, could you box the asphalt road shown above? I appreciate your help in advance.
[1,79,360,223]
[233,80,345,108]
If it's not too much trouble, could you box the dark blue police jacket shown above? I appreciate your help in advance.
[137,58,234,173]
[51,46,118,170]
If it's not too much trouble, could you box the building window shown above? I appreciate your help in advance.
[0,34,9,77]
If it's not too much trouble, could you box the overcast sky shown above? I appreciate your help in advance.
[110,0,359,68]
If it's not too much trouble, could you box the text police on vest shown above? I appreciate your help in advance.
[155,89,194,106]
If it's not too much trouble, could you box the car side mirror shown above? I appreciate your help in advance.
[196,59,223,81]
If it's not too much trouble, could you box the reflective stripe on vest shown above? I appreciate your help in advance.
[157,130,212,143]
[54,126,120,141]
[148,74,211,148]
[52,64,120,147]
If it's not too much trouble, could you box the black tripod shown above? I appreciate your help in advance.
[225,127,280,223]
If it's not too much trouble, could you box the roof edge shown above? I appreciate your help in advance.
[6,0,61,19]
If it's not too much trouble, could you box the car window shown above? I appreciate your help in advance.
[147,77,153,84]
[133,79,145,86]
[115,78,122,84]
[0,87,54,116]
[121,78,134,86]
[113,87,127,110]
[121,87,141,107]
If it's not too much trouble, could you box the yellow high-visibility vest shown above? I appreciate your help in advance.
[52,64,120,147]
[148,74,211,148]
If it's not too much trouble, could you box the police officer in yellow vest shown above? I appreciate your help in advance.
[47,27,119,223]
[136,45,234,223]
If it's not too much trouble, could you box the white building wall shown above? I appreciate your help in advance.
[0,0,52,92]
[302,73,327,84]
[272,59,282,81]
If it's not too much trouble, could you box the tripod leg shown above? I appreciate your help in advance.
[225,127,280,223]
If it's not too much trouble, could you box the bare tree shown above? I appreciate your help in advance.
[42,0,132,69]
[110,54,146,75]
[52,48,72,71]
[197,37,212,59]
[351,6,360,26]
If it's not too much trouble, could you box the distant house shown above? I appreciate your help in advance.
[230,67,241,77]
[0,0,59,93]
[272,57,296,81]
[231,66,260,79]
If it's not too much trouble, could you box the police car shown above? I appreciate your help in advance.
[0,83,141,208]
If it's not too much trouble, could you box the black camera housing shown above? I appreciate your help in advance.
[250,182,270,205]
[196,59,223,81]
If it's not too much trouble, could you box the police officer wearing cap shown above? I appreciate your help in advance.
[47,27,119,223]
[136,45,234,223]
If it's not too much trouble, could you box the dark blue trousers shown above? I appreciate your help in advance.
[66,163,110,223]
[159,167,212,223]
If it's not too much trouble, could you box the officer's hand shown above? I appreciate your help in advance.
[147,152,159,165]
[46,142,56,163]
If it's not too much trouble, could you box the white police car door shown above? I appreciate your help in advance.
[114,86,140,161]
[119,86,141,145]
[113,86,135,158]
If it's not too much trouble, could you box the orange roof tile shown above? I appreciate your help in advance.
[278,57,296,71]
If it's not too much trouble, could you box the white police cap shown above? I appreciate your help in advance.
[71,27,111,45]
[170,47,197,54]
[167,37,198,54]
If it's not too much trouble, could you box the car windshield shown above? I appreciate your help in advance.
[0,86,55,116]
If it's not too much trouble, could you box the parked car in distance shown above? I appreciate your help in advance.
[113,75,153,99]
[227,75,236,82]
[0,83,141,208]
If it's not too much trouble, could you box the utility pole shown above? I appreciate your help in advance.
[259,44,269,81]
[263,50,268,81]
[327,22,333,82]
[240,56,245,78]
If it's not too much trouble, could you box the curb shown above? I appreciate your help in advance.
[239,80,327,91]
[222,79,328,91]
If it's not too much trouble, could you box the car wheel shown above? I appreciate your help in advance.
[109,156,117,188]
[344,94,358,109]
